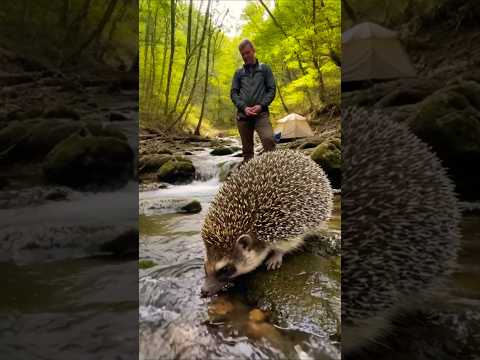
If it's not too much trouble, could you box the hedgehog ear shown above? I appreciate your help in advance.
[236,234,253,251]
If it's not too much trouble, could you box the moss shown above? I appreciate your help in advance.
[410,91,480,155]
[84,121,128,141]
[139,259,157,269]
[311,138,342,188]
[446,80,480,110]
[157,158,195,184]
[139,154,172,173]
[0,122,29,155]
[211,146,234,156]
[43,134,133,188]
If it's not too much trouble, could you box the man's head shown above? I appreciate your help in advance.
[239,39,256,65]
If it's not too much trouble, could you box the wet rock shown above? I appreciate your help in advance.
[408,84,480,199]
[239,249,340,343]
[178,200,202,214]
[218,160,241,182]
[100,229,138,256]
[211,146,235,156]
[139,183,169,192]
[44,189,69,201]
[311,137,341,189]
[0,121,29,158]
[139,154,172,174]
[83,121,128,141]
[43,134,134,189]
[302,228,341,257]
[109,111,129,121]
[157,157,195,185]
[43,103,80,120]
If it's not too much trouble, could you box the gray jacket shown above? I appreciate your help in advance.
[230,60,276,119]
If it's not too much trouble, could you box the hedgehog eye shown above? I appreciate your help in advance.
[216,264,236,279]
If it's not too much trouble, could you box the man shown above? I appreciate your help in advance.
[230,39,276,162]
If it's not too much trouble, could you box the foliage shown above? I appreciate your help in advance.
[140,0,340,135]
[341,0,477,30]
[0,0,137,68]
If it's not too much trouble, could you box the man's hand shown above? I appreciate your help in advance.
[244,105,262,117]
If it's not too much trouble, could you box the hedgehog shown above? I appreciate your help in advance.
[200,149,333,297]
[342,108,461,354]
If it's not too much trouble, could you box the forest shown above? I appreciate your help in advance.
[0,0,138,70]
[140,0,341,136]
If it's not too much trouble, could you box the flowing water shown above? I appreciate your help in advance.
[0,116,139,358]
[139,149,342,360]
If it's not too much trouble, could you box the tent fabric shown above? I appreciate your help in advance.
[274,113,314,139]
[342,22,416,82]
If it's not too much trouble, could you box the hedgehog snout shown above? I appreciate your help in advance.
[200,276,229,297]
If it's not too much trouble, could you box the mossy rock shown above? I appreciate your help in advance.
[218,160,240,182]
[211,146,235,156]
[409,89,480,200]
[0,120,84,161]
[237,251,340,340]
[43,104,80,120]
[100,229,138,256]
[43,134,134,189]
[19,121,84,157]
[84,121,128,141]
[178,200,202,214]
[139,154,172,174]
[0,122,29,155]
[157,157,195,184]
[139,259,157,269]
[445,80,480,110]
[311,138,342,189]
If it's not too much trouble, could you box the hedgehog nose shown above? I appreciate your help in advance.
[200,287,210,298]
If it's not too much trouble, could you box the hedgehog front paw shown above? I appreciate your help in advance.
[266,251,284,270]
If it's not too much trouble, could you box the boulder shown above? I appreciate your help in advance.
[311,137,342,189]
[139,154,172,174]
[408,85,480,199]
[178,200,202,214]
[157,157,195,184]
[211,146,235,156]
[43,134,134,189]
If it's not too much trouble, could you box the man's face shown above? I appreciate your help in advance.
[240,45,256,65]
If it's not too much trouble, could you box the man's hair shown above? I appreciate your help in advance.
[238,39,254,51]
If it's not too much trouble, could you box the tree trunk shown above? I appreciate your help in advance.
[171,0,194,115]
[63,0,118,65]
[164,0,176,117]
[277,82,290,113]
[173,0,211,126]
[195,20,213,135]
[63,0,92,46]
[146,5,159,114]
[157,18,169,116]
[142,0,152,96]
[258,0,314,108]
[341,0,357,25]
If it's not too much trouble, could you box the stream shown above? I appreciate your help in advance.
[139,147,341,360]
[0,113,139,358]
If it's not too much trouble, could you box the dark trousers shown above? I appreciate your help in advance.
[237,112,276,162]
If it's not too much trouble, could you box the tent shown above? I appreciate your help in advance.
[342,22,417,82]
[274,113,314,140]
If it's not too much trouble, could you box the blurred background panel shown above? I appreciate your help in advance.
[0,1,139,359]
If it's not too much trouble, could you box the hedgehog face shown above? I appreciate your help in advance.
[200,234,270,297]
